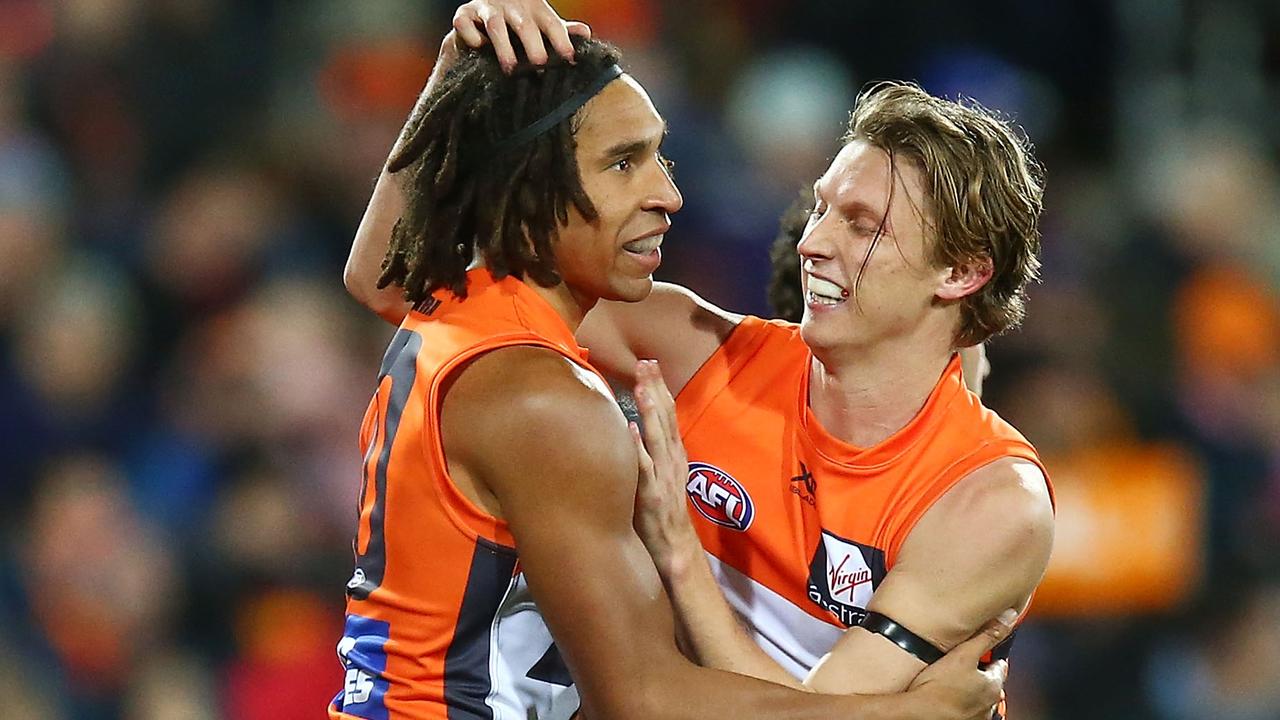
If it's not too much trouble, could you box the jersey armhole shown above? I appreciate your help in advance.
[423,336,605,547]
[883,444,1051,569]
[673,316,797,430]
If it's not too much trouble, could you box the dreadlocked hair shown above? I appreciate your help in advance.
[378,36,624,303]
[767,192,813,323]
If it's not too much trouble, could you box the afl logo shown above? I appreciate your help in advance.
[686,462,755,532]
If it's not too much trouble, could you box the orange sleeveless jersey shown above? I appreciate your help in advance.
[675,317,1052,719]
[330,269,599,720]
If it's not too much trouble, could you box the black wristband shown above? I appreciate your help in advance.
[858,611,945,664]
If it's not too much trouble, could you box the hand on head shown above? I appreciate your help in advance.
[451,0,592,73]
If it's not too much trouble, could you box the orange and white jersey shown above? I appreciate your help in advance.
[675,317,1051,703]
[330,269,600,720]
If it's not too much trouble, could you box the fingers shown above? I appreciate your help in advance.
[954,661,1005,720]
[979,660,1008,716]
[635,360,680,451]
[629,421,656,479]
[476,6,518,72]
[507,10,549,66]
[452,6,488,48]
[538,11,576,62]
[634,370,671,468]
[457,1,587,73]
[639,360,678,441]
[948,609,1018,664]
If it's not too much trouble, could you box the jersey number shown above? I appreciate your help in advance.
[348,329,423,600]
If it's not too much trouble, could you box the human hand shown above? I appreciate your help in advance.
[451,0,592,73]
[902,609,1016,720]
[629,359,700,579]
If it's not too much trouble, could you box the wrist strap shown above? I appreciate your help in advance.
[859,611,945,664]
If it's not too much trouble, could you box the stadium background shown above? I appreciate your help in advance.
[1,0,1278,717]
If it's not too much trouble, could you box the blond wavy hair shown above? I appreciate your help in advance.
[847,81,1044,347]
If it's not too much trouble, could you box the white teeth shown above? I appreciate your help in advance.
[807,275,846,302]
[624,235,663,253]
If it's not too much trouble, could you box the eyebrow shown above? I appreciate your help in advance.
[841,199,889,223]
[813,179,893,230]
[601,122,669,160]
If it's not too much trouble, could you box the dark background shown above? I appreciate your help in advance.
[1,0,1278,717]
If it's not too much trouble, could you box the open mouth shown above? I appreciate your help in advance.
[623,235,663,255]
[806,274,847,306]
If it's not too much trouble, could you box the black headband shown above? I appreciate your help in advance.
[488,63,624,156]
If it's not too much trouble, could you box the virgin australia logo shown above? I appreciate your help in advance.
[806,530,886,627]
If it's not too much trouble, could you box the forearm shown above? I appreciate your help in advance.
[660,546,808,690]
[632,361,804,689]
[628,660,926,720]
[346,171,410,323]
[344,36,460,324]
[803,628,924,695]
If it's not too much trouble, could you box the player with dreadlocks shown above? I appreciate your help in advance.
[377,36,610,301]
[331,1,1014,719]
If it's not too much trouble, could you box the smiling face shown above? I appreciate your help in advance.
[797,139,988,354]
[552,74,683,306]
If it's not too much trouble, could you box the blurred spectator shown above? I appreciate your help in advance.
[1146,583,1280,720]
[0,255,142,515]
[0,1,1276,718]
[20,455,179,714]
[122,651,219,720]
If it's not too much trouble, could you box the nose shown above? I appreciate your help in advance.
[642,157,683,215]
[796,213,833,263]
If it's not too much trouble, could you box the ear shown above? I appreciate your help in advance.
[935,255,993,301]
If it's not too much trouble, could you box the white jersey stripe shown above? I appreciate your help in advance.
[705,552,844,679]
[484,571,580,720]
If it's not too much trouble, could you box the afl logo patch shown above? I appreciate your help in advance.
[686,462,755,531]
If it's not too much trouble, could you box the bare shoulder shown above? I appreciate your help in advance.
[441,345,634,493]
[874,458,1054,649]
[644,282,744,338]
[640,283,745,394]
[937,458,1053,537]
[903,457,1054,580]
[579,282,745,394]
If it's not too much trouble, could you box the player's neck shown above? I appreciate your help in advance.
[526,278,596,333]
[807,332,954,449]
[469,257,596,332]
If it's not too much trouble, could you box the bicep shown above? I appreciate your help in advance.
[505,490,684,705]
[453,360,689,709]
[578,283,739,393]
[806,460,1054,694]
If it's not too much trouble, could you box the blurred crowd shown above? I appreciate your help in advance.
[1,1,1278,718]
